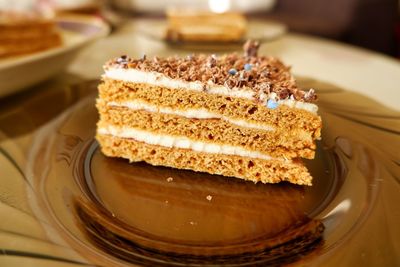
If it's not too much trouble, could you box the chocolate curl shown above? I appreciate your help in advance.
[243,40,260,57]
[304,88,317,101]
[206,54,217,68]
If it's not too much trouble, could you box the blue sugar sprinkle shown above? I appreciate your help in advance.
[267,99,279,109]
[244,63,252,71]
[228,68,237,75]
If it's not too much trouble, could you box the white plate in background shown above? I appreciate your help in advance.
[0,15,109,98]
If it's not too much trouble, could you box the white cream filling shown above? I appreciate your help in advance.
[278,99,319,114]
[98,126,283,161]
[104,68,255,99]
[104,67,318,114]
[107,100,275,132]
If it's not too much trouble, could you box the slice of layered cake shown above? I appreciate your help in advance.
[0,5,62,58]
[96,41,322,185]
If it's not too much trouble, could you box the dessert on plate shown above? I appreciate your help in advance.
[165,10,247,43]
[0,2,62,58]
[96,40,322,185]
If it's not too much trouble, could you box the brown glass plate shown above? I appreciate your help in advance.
[0,78,399,266]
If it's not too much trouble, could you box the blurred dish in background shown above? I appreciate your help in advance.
[131,0,284,48]
[0,15,109,98]
[110,0,276,14]
[0,0,53,16]
[166,10,247,43]
[52,0,98,11]
[52,0,101,14]
[137,18,286,50]
[0,16,62,58]
[0,0,62,58]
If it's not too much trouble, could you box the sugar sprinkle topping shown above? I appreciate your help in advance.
[105,40,317,103]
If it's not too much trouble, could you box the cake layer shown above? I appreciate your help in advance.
[99,78,322,139]
[106,99,275,131]
[103,48,318,104]
[0,17,61,58]
[103,69,318,114]
[98,126,277,160]
[0,33,61,57]
[0,21,58,40]
[96,134,313,185]
[97,104,316,159]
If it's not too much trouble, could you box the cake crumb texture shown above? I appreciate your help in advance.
[97,134,313,186]
[99,79,322,138]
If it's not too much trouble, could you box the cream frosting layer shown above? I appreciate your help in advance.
[107,100,275,131]
[98,126,286,161]
[104,68,255,99]
[103,68,318,114]
[278,99,318,114]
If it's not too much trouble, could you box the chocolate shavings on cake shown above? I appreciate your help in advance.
[105,40,317,103]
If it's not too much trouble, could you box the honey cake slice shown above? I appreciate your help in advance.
[96,40,322,185]
[0,12,62,58]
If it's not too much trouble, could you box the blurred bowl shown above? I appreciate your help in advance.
[0,14,109,98]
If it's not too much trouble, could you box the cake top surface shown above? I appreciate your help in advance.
[105,40,317,103]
